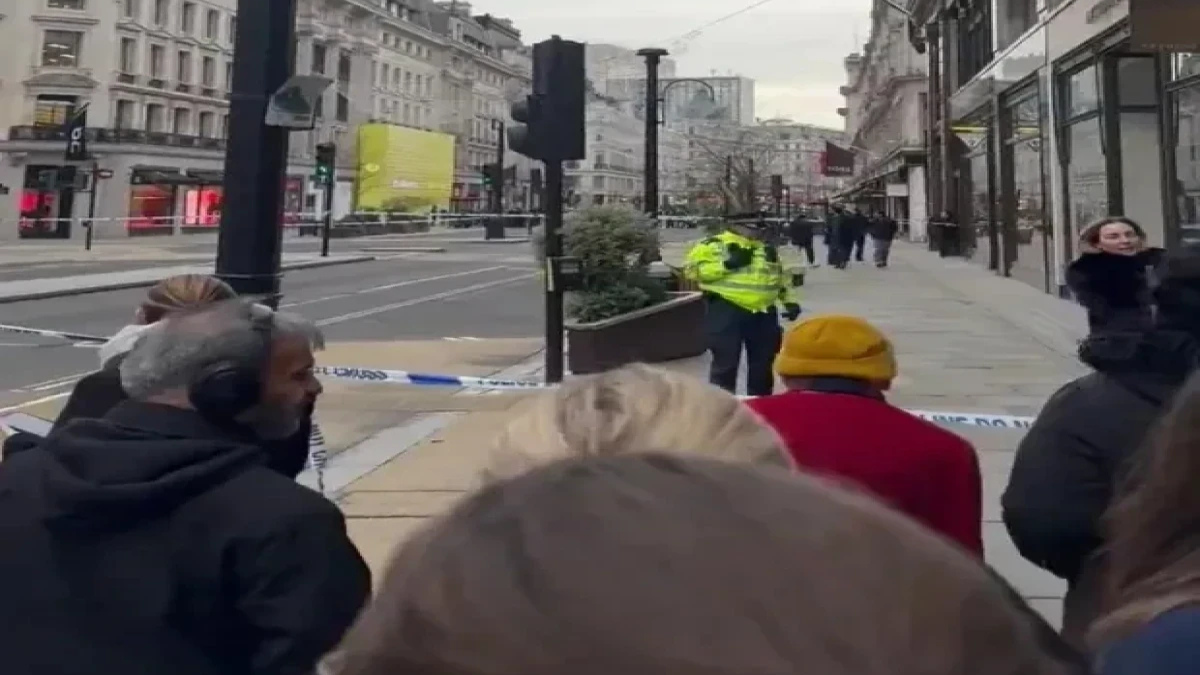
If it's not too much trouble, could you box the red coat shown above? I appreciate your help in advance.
[746,391,983,557]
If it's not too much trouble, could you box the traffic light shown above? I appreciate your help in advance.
[507,37,586,161]
[314,142,335,184]
[481,163,501,189]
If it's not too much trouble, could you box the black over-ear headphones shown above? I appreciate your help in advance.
[188,303,275,421]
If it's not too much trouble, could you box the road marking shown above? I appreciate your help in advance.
[316,273,534,326]
[442,336,484,342]
[19,372,86,393]
[0,392,70,415]
[279,266,508,309]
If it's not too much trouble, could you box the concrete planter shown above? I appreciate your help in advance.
[566,291,706,375]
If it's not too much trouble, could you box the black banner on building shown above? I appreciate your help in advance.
[1130,0,1200,52]
[820,141,855,177]
[63,105,89,162]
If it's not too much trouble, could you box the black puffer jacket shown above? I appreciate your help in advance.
[1001,329,1199,640]
[1066,248,1164,334]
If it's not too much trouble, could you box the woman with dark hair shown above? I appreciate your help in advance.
[333,454,1086,675]
[1,274,316,479]
[1004,250,1200,646]
[1067,217,1165,334]
[1090,372,1200,673]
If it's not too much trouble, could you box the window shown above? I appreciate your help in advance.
[119,37,137,73]
[198,111,214,137]
[404,71,412,92]
[149,44,164,77]
[204,9,219,39]
[224,61,232,89]
[220,114,229,138]
[114,100,136,129]
[336,93,349,122]
[337,50,352,82]
[48,0,86,9]
[180,1,195,33]
[201,55,215,86]
[227,17,236,43]
[153,0,168,26]
[145,103,165,132]
[176,50,191,82]
[33,95,77,127]
[1173,85,1200,244]
[1065,118,1108,231]
[311,43,326,74]
[172,107,190,134]
[41,30,82,67]
[121,0,138,18]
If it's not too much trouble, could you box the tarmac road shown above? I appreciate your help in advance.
[0,252,540,410]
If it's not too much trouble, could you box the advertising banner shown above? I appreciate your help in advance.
[356,124,455,212]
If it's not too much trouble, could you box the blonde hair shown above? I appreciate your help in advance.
[485,364,790,481]
[141,274,236,323]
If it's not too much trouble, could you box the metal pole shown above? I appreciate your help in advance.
[84,162,99,251]
[543,158,565,383]
[637,48,667,220]
[485,119,506,240]
[214,0,297,307]
[320,175,333,257]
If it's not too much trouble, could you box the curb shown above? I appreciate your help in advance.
[359,246,447,253]
[0,255,376,304]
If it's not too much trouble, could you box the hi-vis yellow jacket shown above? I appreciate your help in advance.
[684,231,798,313]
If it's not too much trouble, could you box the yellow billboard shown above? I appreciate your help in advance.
[355,124,455,212]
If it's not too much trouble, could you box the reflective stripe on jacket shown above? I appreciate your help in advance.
[684,231,797,313]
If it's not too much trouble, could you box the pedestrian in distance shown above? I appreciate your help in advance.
[1003,249,1200,647]
[0,299,370,675]
[1089,371,1200,674]
[684,212,802,397]
[746,314,983,557]
[787,211,819,267]
[1067,216,1165,336]
[825,203,849,268]
[332,454,1086,675]
[0,274,319,481]
[869,211,900,268]
[850,206,869,263]
[484,363,791,482]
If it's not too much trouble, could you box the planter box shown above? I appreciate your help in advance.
[567,291,706,375]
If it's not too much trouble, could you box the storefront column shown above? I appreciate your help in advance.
[909,165,929,242]
[1043,57,1069,294]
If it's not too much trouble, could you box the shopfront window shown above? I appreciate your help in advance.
[128,183,174,232]
[1003,88,1051,293]
[1172,85,1200,245]
[968,150,991,264]
[1172,54,1200,80]
[1065,66,1100,117]
[1066,118,1108,231]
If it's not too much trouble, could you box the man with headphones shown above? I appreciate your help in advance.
[0,299,370,675]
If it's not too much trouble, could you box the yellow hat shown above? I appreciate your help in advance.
[774,314,897,382]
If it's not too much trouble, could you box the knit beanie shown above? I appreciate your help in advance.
[774,315,897,382]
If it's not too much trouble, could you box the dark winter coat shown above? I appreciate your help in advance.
[1001,329,1200,643]
[869,216,899,241]
[1067,249,1165,334]
[0,400,370,675]
[2,366,314,479]
[1098,607,1200,675]
[787,217,816,245]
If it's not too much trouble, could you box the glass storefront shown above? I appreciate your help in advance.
[1065,118,1108,230]
[1002,87,1053,293]
[1168,55,1200,246]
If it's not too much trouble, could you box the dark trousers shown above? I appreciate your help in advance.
[705,296,782,397]
[853,233,866,261]
[793,240,815,265]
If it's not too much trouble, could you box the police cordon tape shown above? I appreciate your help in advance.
[315,366,1037,429]
[0,323,107,344]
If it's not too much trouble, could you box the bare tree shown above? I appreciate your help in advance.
[688,127,780,212]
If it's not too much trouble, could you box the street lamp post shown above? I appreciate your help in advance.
[636,47,717,221]
[636,48,667,219]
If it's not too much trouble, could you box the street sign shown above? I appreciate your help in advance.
[265,75,334,129]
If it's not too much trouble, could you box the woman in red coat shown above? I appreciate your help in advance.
[746,314,984,557]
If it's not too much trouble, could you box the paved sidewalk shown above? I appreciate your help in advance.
[330,241,1087,624]
[0,254,373,303]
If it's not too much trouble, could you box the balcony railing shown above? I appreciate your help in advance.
[7,125,226,151]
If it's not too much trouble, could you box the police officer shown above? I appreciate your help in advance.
[685,212,802,396]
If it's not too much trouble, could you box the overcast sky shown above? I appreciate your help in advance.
[469,0,872,129]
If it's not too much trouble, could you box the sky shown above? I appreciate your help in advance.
[469,0,872,129]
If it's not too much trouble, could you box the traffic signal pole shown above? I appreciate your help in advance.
[637,48,667,219]
[543,159,565,383]
[214,0,297,306]
[485,119,506,240]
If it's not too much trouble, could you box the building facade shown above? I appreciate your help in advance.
[911,0,1200,296]
[753,119,848,210]
[566,95,644,207]
[837,0,930,240]
[0,0,531,241]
